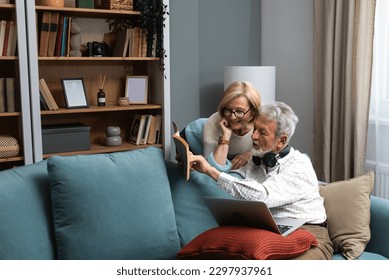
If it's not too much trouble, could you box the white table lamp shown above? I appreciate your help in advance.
[224,66,276,104]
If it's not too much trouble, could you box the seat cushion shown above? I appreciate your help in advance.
[47,147,180,259]
[166,161,236,246]
[0,160,55,260]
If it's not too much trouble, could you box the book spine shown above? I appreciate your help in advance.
[54,15,64,57]
[0,78,5,112]
[6,21,16,56]
[2,21,10,56]
[0,20,7,56]
[39,12,52,57]
[5,78,15,112]
[60,16,68,57]
[47,12,59,57]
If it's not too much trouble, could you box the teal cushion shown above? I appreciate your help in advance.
[0,161,55,259]
[166,161,234,246]
[48,147,180,259]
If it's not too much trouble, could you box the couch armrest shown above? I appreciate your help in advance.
[365,195,389,258]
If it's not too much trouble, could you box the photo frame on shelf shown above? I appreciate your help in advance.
[61,78,89,109]
[125,76,148,104]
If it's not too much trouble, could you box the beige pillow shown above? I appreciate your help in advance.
[319,171,374,259]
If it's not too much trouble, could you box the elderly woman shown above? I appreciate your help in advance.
[203,81,261,170]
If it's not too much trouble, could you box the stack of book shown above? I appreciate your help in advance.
[38,11,74,57]
[0,20,17,57]
[129,114,162,145]
[112,27,151,57]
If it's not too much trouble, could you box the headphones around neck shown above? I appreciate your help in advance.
[252,145,291,168]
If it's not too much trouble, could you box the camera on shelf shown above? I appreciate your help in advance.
[86,41,112,57]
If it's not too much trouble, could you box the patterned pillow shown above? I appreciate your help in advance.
[176,226,318,260]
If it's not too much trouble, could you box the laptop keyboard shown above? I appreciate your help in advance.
[277,224,292,234]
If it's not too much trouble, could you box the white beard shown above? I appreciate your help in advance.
[251,147,272,158]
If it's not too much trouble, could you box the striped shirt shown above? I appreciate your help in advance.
[217,148,327,224]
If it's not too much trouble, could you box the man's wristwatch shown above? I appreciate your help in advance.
[218,136,230,145]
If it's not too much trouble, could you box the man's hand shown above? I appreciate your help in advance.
[231,151,252,169]
[189,152,221,181]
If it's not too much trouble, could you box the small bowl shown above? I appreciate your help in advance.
[118,97,130,106]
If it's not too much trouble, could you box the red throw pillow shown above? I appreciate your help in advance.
[176,226,318,260]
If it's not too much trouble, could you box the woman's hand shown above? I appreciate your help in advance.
[230,151,252,169]
[219,118,232,140]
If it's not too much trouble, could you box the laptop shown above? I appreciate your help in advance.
[204,197,305,236]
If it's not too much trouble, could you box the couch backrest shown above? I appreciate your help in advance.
[0,160,56,260]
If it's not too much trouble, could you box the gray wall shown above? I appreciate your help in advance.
[261,0,314,156]
[170,0,313,157]
[170,0,261,130]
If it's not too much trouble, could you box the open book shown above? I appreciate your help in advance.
[172,122,190,180]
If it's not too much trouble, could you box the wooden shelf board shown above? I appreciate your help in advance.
[35,5,141,18]
[0,156,24,163]
[38,57,159,61]
[40,104,162,115]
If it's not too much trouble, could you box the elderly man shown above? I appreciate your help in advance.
[189,101,333,260]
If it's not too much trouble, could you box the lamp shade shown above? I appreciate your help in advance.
[224,66,276,104]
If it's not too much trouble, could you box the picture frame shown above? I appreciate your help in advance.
[125,76,148,104]
[61,78,89,109]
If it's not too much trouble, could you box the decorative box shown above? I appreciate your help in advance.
[42,123,91,154]
[0,135,19,158]
[94,0,133,11]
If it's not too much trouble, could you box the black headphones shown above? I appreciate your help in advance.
[252,145,291,168]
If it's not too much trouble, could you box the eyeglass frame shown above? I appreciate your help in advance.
[222,106,252,118]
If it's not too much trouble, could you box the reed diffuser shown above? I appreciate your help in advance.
[97,74,106,106]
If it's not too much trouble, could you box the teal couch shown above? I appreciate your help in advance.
[0,147,388,260]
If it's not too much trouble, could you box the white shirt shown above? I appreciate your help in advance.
[217,148,327,224]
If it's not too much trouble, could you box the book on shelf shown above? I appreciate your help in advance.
[1,20,10,56]
[0,78,5,113]
[129,114,146,145]
[140,115,152,145]
[39,93,50,111]
[7,21,16,56]
[0,20,7,56]
[5,78,15,112]
[146,115,158,144]
[54,15,64,57]
[66,17,72,57]
[112,29,129,57]
[47,12,60,57]
[39,78,58,110]
[172,121,190,180]
[155,115,162,144]
[60,16,69,57]
[39,11,51,57]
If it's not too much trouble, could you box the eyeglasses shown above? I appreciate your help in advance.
[223,107,252,118]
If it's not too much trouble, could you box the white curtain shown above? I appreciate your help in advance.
[366,0,389,199]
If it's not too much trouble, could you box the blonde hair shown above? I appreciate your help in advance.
[217,81,262,117]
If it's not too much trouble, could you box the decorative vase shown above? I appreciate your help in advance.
[105,136,122,147]
[105,126,122,146]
